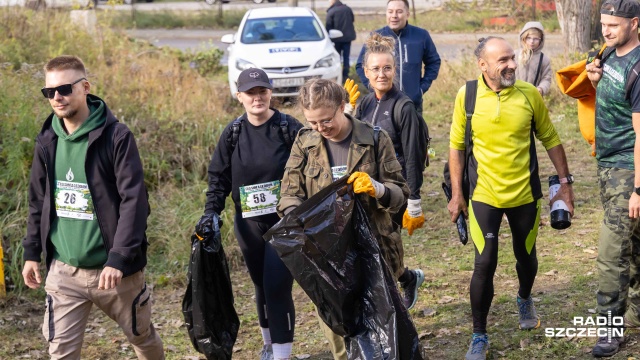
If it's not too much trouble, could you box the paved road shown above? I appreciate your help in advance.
[127,28,566,65]
[99,0,450,11]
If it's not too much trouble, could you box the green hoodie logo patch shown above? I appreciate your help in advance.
[54,169,94,221]
[66,168,74,182]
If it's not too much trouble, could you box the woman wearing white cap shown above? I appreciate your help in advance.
[196,68,303,360]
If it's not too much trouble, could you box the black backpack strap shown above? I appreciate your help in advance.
[229,116,243,151]
[464,80,478,152]
[601,47,616,63]
[373,126,381,166]
[533,52,544,87]
[392,97,412,136]
[279,112,293,148]
[625,59,640,102]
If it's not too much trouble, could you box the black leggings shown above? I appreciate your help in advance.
[234,213,295,343]
[469,200,540,334]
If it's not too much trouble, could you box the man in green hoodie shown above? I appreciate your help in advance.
[22,55,164,359]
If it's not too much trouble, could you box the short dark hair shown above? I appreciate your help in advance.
[44,55,87,75]
[387,0,409,10]
[474,36,504,59]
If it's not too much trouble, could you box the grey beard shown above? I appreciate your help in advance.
[500,72,516,87]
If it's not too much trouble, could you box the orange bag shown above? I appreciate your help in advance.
[555,45,607,155]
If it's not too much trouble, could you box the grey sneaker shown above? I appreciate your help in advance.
[465,334,489,360]
[259,344,274,360]
[517,295,541,330]
[401,269,424,310]
[592,336,624,357]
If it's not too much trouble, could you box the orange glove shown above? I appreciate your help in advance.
[347,171,385,198]
[344,78,360,108]
[403,199,425,236]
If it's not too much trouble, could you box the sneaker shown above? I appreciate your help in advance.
[401,269,424,310]
[592,336,624,357]
[465,334,489,360]
[259,344,274,360]
[517,295,541,330]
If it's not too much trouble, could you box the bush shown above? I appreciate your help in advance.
[178,44,225,78]
[0,7,242,294]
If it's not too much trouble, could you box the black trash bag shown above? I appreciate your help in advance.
[182,212,239,360]
[264,177,423,359]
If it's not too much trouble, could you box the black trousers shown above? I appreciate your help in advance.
[468,200,540,334]
[234,213,295,343]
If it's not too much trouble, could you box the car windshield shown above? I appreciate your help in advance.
[241,16,324,44]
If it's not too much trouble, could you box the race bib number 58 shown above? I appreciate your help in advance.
[239,180,281,218]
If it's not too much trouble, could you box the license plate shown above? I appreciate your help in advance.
[272,77,304,87]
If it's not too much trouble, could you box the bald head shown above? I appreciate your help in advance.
[476,37,517,91]
[474,36,509,59]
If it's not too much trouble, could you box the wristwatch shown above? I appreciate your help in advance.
[559,174,574,184]
[634,187,640,196]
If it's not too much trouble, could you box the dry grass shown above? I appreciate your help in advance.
[1,6,637,360]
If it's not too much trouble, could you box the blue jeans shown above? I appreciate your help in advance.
[333,41,351,81]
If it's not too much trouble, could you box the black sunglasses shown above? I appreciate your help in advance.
[41,78,86,99]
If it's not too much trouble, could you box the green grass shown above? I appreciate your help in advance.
[0,5,636,360]
[102,2,560,33]
[103,8,247,29]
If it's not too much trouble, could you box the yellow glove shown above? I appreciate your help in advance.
[344,78,360,108]
[347,171,385,198]
[403,199,425,236]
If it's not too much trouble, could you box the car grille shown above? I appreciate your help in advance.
[263,66,309,74]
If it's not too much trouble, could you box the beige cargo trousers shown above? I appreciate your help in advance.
[43,259,164,359]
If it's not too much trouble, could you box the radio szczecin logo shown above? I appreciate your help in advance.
[545,311,624,341]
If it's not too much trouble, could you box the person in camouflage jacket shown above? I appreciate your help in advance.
[277,78,409,360]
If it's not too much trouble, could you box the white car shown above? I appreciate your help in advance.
[221,7,344,98]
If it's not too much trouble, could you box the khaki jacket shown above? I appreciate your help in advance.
[278,115,409,277]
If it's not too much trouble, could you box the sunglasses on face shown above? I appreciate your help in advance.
[41,78,86,99]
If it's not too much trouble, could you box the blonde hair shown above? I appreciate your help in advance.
[363,32,396,68]
[519,28,543,66]
[297,78,347,111]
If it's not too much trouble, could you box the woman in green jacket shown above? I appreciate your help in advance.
[277,78,409,360]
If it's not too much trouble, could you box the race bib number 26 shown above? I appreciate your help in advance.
[54,181,94,220]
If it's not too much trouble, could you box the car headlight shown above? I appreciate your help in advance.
[236,58,257,71]
[314,54,335,69]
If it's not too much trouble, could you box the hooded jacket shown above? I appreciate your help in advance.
[355,23,441,106]
[24,94,149,277]
[516,21,552,96]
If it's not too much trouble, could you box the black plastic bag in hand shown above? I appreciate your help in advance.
[264,177,423,359]
[183,212,239,360]
[194,213,223,243]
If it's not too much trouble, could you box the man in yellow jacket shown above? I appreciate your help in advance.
[447,36,574,360]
